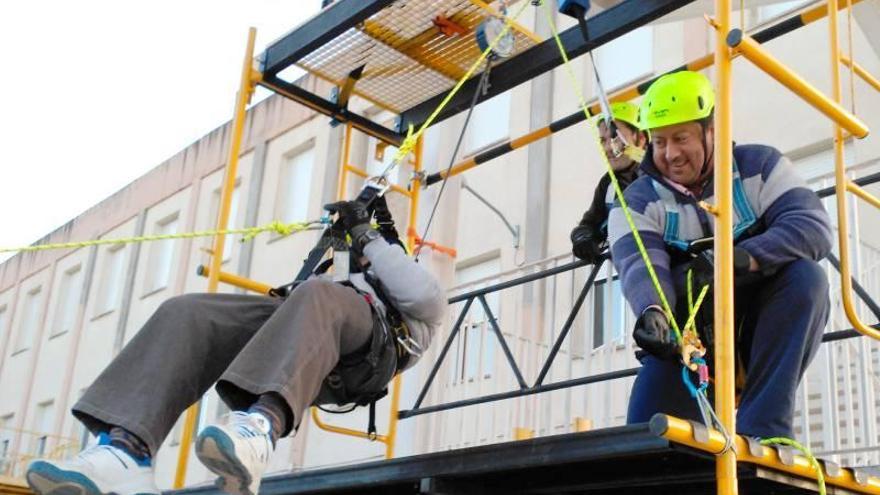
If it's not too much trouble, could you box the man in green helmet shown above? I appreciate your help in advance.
[607,70,832,439]
[570,101,648,264]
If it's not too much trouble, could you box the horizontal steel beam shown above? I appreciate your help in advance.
[260,76,404,146]
[398,0,698,132]
[398,368,640,419]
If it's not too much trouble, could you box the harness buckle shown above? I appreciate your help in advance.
[396,334,423,358]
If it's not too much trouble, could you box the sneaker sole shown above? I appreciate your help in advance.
[26,461,102,495]
[196,427,254,495]
[26,462,157,495]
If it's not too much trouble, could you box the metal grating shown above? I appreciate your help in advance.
[295,0,540,114]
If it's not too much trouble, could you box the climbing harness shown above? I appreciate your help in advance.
[650,159,757,253]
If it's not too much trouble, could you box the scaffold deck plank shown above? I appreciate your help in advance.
[169,422,880,494]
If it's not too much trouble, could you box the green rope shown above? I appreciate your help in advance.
[0,220,317,254]
[760,437,826,495]
[539,2,684,341]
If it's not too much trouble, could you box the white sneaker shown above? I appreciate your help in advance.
[26,436,158,495]
[196,412,274,495]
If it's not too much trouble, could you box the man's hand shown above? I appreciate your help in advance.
[633,307,679,360]
[688,247,755,290]
[570,226,604,264]
[324,201,375,250]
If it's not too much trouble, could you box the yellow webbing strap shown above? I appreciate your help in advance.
[0,220,316,254]
[390,0,531,167]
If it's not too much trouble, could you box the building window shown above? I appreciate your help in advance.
[277,146,315,224]
[75,389,93,450]
[209,186,240,263]
[95,245,126,316]
[593,27,652,91]
[468,91,511,152]
[592,276,626,349]
[757,0,810,22]
[452,257,501,382]
[51,265,83,338]
[14,287,43,353]
[144,214,179,294]
[592,285,604,349]
[31,401,54,456]
[0,414,13,475]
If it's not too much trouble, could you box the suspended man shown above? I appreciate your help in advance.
[26,197,446,495]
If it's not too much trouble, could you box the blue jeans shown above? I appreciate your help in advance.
[626,259,829,438]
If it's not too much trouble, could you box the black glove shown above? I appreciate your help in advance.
[687,247,754,291]
[324,200,375,251]
[633,307,679,360]
[570,225,604,263]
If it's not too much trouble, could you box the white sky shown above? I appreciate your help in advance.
[0,1,321,261]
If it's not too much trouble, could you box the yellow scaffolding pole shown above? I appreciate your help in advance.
[840,54,880,93]
[196,265,273,295]
[173,27,261,489]
[713,1,738,494]
[828,0,880,343]
[727,30,869,138]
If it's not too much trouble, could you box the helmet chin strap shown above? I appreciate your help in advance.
[698,124,714,183]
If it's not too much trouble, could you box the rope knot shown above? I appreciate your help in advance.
[392,124,417,165]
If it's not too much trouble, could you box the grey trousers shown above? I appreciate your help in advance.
[72,280,375,456]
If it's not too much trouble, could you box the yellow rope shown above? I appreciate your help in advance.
[540,2,683,340]
[0,220,317,254]
[390,0,531,166]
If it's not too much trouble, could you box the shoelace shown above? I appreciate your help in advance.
[77,445,132,470]
[227,412,271,463]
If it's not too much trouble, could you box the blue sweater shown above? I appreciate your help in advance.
[607,144,833,315]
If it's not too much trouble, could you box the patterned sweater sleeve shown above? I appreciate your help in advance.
[736,154,833,268]
[608,183,677,315]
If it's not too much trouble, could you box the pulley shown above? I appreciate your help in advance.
[475,14,515,59]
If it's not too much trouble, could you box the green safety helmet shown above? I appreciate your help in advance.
[593,101,641,130]
[639,70,715,131]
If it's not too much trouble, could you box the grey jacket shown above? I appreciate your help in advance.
[342,238,446,370]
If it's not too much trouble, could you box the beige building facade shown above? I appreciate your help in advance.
[2,0,880,489]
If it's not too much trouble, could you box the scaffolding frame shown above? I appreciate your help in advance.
[178,0,880,493]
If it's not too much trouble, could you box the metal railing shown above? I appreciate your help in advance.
[403,175,880,459]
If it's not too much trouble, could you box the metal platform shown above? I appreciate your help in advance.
[257,0,697,144]
[171,421,878,494]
